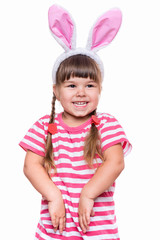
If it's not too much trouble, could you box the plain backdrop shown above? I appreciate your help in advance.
[0,0,160,239]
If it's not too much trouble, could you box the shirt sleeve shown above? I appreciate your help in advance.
[100,116,132,157]
[19,118,46,157]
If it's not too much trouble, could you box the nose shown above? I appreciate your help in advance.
[76,86,86,97]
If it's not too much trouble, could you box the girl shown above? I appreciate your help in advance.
[19,5,132,240]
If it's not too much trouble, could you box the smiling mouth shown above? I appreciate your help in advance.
[73,102,88,107]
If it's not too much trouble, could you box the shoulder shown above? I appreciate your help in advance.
[38,113,59,123]
[97,112,132,156]
[34,115,50,131]
[96,112,121,134]
[97,112,118,125]
[38,114,50,124]
[37,113,59,131]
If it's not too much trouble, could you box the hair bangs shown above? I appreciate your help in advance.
[56,54,101,85]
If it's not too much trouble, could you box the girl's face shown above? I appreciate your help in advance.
[53,77,101,124]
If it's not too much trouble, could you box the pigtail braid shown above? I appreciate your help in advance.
[84,110,104,167]
[44,94,57,174]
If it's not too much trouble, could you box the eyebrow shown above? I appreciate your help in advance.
[64,79,96,83]
[64,80,75,83]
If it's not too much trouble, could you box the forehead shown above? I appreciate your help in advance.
[64,77,97,83]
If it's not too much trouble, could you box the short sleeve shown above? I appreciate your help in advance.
[19,118,47,157]
[100,116,132,157]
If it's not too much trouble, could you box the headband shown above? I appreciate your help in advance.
[48,4,122,84]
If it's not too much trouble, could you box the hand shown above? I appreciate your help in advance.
[48,192,66,234]
[78,193,95,233]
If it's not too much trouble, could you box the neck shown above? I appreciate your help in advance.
[62,111,93,127]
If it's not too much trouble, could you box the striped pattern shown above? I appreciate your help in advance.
[19,112,131,240]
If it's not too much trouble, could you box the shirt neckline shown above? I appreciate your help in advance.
[57,112,92,132]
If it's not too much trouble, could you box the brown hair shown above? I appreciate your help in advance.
[44,54,103,174]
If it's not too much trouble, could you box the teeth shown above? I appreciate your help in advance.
[74,102,87,105]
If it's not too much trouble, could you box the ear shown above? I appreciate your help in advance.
[53,85,60,101]
[86,8,122,52]
[48,4,76,52]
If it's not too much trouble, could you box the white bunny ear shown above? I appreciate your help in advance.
[86,8,122,52]
[48,5,76,52]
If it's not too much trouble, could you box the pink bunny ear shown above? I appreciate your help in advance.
[48,5,76,51]
[87,8,122,52]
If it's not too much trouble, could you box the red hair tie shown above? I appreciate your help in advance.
[48,123,58,134]
[91,115,100,125]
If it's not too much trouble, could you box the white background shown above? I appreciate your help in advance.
[0,0,160,239]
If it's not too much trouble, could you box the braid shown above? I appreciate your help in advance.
[49,94,56,123]
[44,94,56,174]
[84,110,104,167]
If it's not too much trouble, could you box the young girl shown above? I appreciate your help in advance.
[19,5,132,240]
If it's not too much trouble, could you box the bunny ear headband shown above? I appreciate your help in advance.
[48,4,122,84]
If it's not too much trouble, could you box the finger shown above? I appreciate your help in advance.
[79,215,87,233]
[82,213,89,230]
[52,215,58,232]
[59,217,66,234]
[63,217,66,229]
[85,212,90,226]
[51,215,56,227]
[90,209,95,217]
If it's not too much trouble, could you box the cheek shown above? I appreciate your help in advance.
[95,93,101,106]
[60,91,73,102]
[98,93,101,101]
[92,90,101,101]
[95,96,100,104]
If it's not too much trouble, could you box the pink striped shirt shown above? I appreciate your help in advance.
[19,112,132,240]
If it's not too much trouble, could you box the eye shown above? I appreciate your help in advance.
[68,84,76,88]
[87,84,94,88]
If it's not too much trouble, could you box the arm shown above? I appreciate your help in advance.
[78,143,124,233]
[24,150,65,234]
